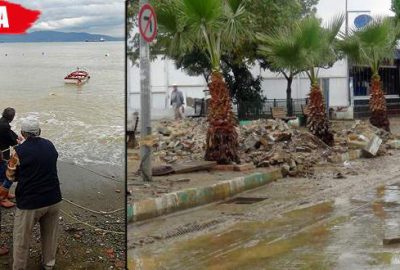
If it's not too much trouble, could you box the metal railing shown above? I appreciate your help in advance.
[237,98,308,120]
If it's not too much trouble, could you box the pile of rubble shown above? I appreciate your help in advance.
[238,119,331,176]
[152,119,208,164]
[133,118,399,177]
[334,120,394,155]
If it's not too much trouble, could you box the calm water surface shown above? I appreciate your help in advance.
[0,42,124,167]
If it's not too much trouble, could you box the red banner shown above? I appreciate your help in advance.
[0,1,40,34]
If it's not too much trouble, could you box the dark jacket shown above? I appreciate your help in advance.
[0,117,18,159]
[14,137,62,209]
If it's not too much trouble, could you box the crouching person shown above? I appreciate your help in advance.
[0,118,62,270]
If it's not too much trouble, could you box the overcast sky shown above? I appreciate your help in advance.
[316,0,394,28]
[16,0,124,37]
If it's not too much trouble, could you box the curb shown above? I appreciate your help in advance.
[127,169,283,223]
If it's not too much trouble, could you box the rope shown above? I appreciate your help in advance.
[2,146,123,183]
[62,198,124,215]
[60,209,125,235]
[70,163,123,183]
[1,145,17,153]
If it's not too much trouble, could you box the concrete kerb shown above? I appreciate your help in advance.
[127,169,283,223]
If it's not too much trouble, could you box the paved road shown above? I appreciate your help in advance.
[129,151,400,269]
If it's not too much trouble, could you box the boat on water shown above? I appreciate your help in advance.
[64,68,90,85]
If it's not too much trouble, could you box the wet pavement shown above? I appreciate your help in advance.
[130,182,400,269]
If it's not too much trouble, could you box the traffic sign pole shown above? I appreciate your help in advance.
[139,0,152,182]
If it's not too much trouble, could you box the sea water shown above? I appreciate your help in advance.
[0,42,124,167]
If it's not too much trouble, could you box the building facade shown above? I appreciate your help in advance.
[127,51,400,125]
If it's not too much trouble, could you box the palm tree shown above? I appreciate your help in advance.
[338,17,399,132]
[258,15,343,145]
[155,0,252,164]
[257,27,304,116]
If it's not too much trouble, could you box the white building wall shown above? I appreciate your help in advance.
[128,57,350,118]
[256,59,349,107]
[128,56,207,120]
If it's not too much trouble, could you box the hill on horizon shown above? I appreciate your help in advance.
[0,31,124,43]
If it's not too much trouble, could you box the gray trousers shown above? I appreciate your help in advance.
[173,105,184,120]
[13,202,61,270]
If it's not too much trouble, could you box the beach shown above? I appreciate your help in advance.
[0,161,125,269]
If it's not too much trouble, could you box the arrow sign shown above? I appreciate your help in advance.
[138,3,157,43]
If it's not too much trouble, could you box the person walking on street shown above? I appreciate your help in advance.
[0,117,62,270]
[170,84,185,120]
[0,108,19,160]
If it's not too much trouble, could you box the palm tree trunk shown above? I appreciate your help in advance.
[369,74,390,132]
[307,83,334,146]
[286,76,293,116]
[205,72,240,164]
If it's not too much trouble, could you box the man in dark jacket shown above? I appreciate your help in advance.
[0,117,62,270]
[0,108,18,160]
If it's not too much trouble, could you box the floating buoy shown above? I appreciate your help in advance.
[105,53,110,57]
[5,53,7,56]
[42,52,45,55]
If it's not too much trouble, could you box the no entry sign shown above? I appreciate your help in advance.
[138,3,157,43]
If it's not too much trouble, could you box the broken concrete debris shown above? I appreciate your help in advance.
[132,118,398,177]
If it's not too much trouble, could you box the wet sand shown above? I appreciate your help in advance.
[0,161,125,269]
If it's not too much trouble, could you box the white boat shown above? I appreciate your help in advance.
[64,68,90,85]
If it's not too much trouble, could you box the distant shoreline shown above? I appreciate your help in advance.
[0,40,124,44]
[0,30,124,43]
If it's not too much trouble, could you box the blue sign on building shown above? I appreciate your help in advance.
[354,14,373,29]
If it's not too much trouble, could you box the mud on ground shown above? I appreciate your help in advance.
[129,148,400,269]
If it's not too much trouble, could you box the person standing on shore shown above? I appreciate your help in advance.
[170,84,185,120]
[0,117,62,270]
[0,150,16,257]
[0,108,19,160]
[0,151,15,208]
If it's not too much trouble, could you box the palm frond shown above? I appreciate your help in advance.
[357,17,392,48]
[226,0,242,13]
[337,36,362,63]
[182,0,222,32]
[295,16,322,52]
[222,0,253,43]
[325,14,345,42]
[155,0,196,57]
[339,16,398,73]
[257,28,306,73]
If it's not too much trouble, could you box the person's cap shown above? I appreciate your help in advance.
[21,117,40,136]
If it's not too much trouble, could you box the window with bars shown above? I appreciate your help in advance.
[351,63,400,97]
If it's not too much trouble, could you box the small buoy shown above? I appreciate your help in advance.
[42,52,44,55]
[105,53,110,57]
[5,53,7,56]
